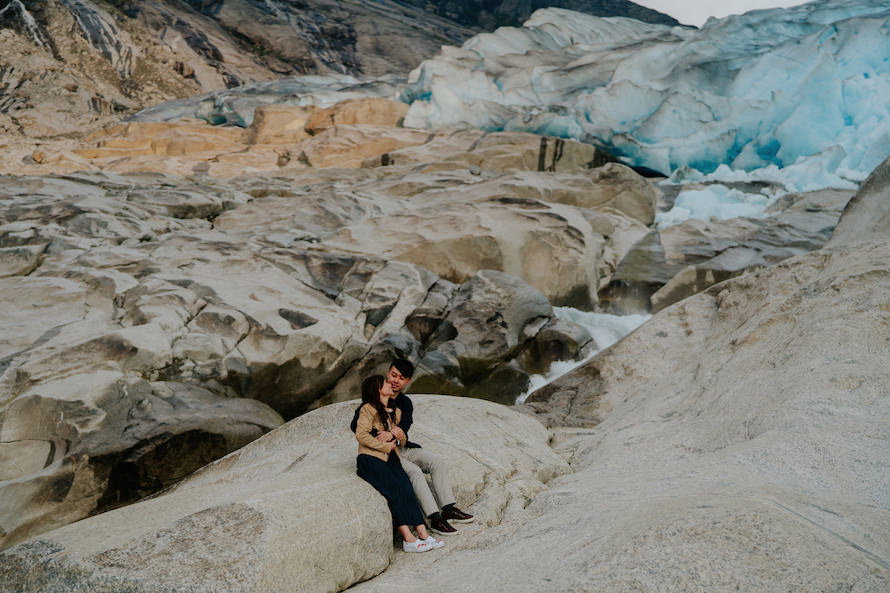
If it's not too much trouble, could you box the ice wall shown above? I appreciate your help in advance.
[401,0,890,181]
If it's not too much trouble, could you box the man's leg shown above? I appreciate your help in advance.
[401,452,459,535]
[402,447,475,524]
[401,447,455,508]
[400,456,440,518]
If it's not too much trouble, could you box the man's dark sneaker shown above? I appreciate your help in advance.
[429,516,457,535]
[441,506,474,524]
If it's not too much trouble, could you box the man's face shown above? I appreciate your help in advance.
[387,366,410,393]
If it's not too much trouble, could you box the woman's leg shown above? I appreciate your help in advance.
[384,455,426,527]
[388,457,442,547]
[357,454,425,528]
[396,525,416,542]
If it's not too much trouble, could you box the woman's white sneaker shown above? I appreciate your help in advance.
[421,537,444,549]
[402,539,432,553]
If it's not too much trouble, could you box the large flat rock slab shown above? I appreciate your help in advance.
[0,396,568,593]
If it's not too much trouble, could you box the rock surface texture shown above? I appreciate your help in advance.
[0,102,643,547]
[0,99,862,550]
[603,187,855,313]
[2,230,888,591]
[516,237,890,591]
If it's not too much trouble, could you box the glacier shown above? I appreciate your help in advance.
[131,0,890,193]
[400,0,890,186]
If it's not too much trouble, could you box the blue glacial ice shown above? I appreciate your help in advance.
[401,0,890,188]
[655,184,779,228]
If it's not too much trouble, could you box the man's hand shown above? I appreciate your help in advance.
[391,426,406,441]
[375,431,391,442]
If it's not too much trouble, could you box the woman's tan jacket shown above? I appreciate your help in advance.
[355,403,401,462]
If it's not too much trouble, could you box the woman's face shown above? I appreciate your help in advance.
[379,380,394,401]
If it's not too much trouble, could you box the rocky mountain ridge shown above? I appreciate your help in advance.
[395,0,681,29]
[1,0,469,139]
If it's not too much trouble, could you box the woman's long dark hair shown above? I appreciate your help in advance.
[361,375,395,427]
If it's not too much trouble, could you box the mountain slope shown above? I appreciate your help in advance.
[0,0,473,138]
[396,0,682,28]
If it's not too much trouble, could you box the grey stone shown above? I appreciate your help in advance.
[829,154,890,246]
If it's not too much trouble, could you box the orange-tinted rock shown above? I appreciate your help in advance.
[76,121,247,159]
[304,98,410,134]
[299,125,430,168]
[245,105,317,145]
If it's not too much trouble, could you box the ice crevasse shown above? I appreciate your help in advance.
[400,0,890,189]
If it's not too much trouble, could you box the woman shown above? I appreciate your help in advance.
[355,375,444,553]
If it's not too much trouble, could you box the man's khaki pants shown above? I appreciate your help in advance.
[400,447,455,517]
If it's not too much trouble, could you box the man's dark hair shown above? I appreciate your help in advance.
[391,358,414,379]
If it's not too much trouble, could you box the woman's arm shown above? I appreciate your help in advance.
[355,405,395,454]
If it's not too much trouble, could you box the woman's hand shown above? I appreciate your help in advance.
[375,430,392,442]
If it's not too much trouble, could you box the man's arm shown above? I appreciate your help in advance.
[392,393,413,439]
[349,405,362,433]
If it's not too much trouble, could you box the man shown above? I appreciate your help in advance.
[351,358,474,535]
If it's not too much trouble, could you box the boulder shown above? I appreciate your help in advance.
[0,397,569,592]
[515,317,595,376]
[557,162,657,224]
[411,270,552,403]
[829,154,890,246]
[324,188,606,308]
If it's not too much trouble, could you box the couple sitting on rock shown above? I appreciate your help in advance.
[352,358,474,553]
